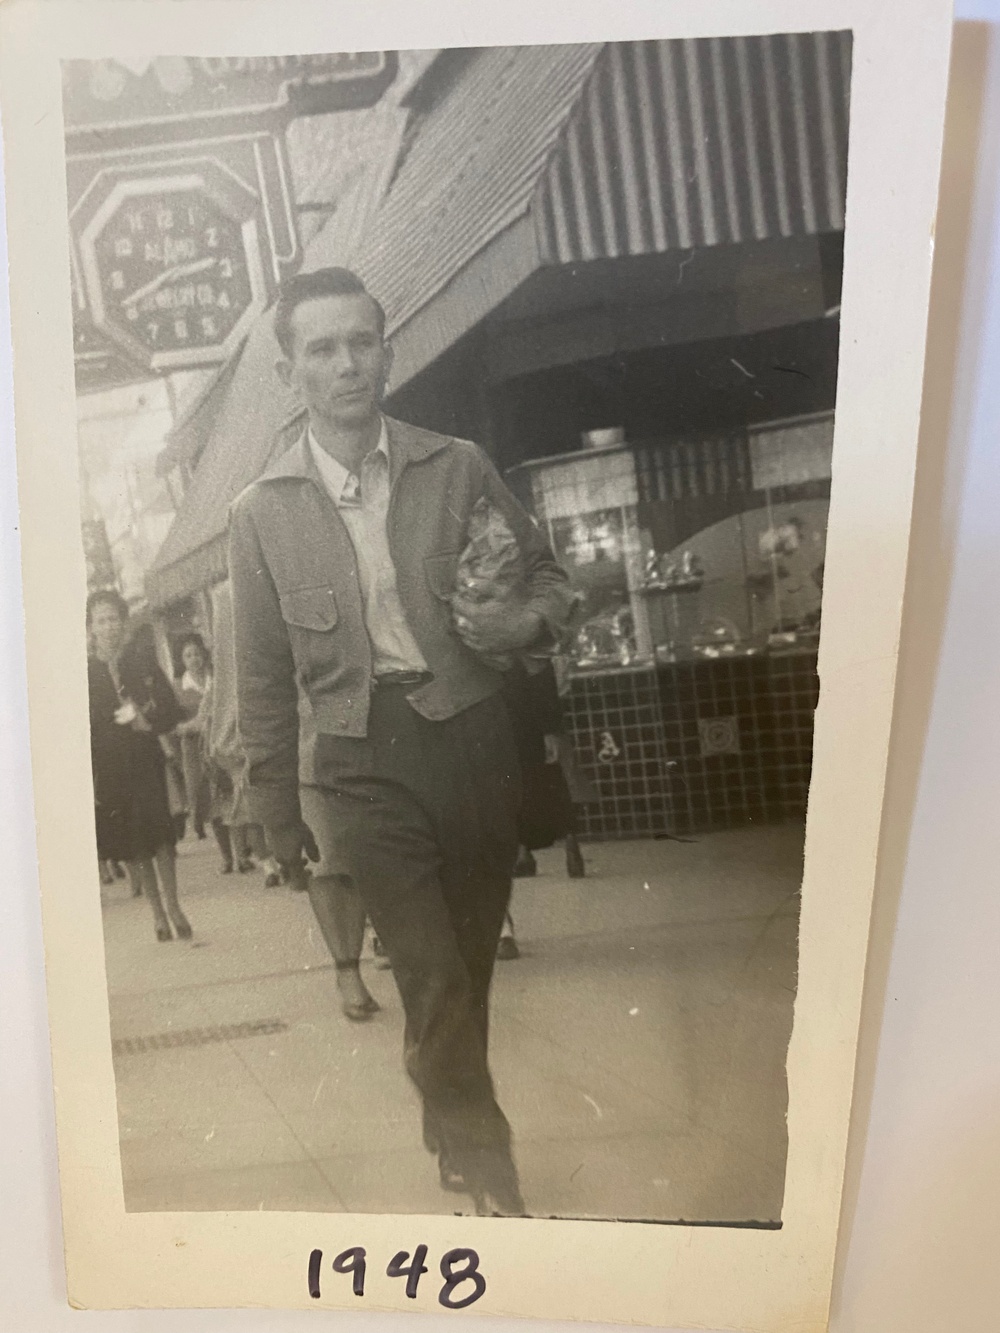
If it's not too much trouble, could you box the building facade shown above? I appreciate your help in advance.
[146,36,851,836]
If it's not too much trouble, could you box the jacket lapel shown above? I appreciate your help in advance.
[258,431,317,485]
[384,416,451,486]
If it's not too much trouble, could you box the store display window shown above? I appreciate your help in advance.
[512,412,832,670]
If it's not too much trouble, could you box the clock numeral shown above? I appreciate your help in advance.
[201,315,218,339]
[126,307,139,322]
[174,318,189,341]
[205,227,219,248]
[126,210,145,235]
[196,283,215,307]
[110,270,125,291]
[147,321,160,342]
[219,257,233,280]
[217,290,231,310]
[156,207,174,232]
[114,237,133,258]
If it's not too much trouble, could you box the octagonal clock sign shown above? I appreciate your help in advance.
[74,157,269,372]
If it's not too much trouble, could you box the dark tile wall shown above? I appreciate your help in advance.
[563,654,819,838]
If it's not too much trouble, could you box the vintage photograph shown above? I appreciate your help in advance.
[65,35,851,1225]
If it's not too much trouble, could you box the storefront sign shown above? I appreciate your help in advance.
[63,52,398,149]
[65,51,397,382]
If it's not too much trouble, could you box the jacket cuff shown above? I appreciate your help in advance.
[525,593,571,653]
[248,784,302,831]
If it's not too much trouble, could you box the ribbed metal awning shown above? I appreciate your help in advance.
[536,32,851,263]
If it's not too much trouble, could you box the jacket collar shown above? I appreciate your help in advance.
[259,414,451,486]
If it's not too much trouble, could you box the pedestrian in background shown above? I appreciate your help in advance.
[173,633,213,839]
[207,580,375,1019]
[498,659,594,959]
[173,632,239,876]
[197,590,280,882]
[87,589,193,943]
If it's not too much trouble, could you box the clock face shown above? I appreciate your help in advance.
[94,188,253,359]
[76,166,269,371]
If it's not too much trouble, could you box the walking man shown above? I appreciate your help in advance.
[228,267,572,1215]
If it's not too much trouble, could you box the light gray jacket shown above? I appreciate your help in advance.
[227,415,572,828]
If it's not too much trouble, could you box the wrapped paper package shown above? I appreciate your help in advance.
[453,495,526,671]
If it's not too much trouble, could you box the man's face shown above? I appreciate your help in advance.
[279,293,392,428]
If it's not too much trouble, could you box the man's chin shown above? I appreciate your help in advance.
[324,397,376,425]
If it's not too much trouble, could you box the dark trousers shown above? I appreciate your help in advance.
[300,686,520,1178]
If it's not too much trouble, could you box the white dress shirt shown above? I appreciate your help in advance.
[308,420,428,676]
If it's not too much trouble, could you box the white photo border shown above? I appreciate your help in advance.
[0,2,953,1329]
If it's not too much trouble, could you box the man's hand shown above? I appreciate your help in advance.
[266,820,320,874]
[452,594,544,655]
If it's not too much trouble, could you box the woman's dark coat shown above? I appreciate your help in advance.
[89,638,183,863]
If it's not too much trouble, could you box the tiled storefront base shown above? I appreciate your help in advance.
[563,654,819,838]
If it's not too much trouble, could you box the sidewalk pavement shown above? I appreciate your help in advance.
[101,823,802,1223]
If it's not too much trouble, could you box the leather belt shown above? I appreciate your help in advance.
[372,670,434,689]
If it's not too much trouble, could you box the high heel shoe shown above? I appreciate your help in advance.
[155,921,173,942]
[513,850,537,878]
[172,916,193,941]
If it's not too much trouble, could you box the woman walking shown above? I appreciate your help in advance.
[87,589,193,942]
[174,633,213,840]
[173,633,241,872]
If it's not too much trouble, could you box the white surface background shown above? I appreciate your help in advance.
[2,3,999,1330]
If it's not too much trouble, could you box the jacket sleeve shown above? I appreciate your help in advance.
[474,447,575,645]
[227,494,302,829]
[148,666,185,735]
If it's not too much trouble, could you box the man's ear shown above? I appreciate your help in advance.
[275,358,293,390]
[378,342,394,399]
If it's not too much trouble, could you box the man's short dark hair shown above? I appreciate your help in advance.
[273,267,386,358]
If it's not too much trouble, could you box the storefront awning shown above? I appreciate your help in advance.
[146,309,304,606]
[368,32,850,387]
[148,34,850,607]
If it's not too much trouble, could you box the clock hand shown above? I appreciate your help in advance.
[122,256,217,307]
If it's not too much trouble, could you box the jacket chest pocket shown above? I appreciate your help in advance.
[279,586,339,681]
[279,586,339,632]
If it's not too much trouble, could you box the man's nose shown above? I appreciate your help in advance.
[332,343,358,374]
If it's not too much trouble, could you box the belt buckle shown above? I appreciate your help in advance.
[374,670,430,689]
